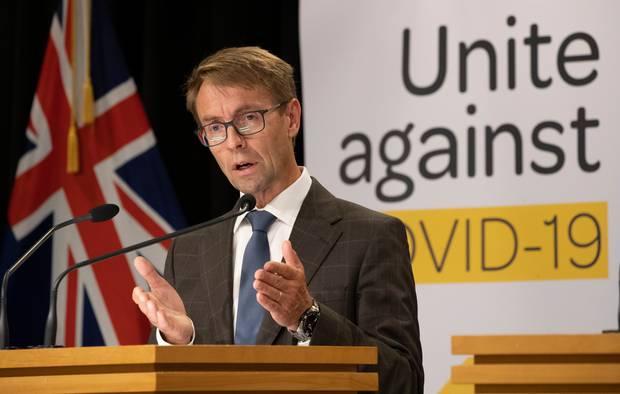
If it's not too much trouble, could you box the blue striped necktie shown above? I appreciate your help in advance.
[235,210,276,344]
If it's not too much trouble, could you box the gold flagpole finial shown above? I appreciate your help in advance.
[67,118,80,173]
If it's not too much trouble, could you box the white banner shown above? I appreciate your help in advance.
[300,1,620,392]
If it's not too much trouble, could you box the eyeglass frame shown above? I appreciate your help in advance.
[194,100,290,147]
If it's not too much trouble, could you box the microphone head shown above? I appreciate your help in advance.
[89,204,120,223]
[237,194,256,212]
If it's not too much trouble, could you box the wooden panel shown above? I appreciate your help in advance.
[0,345,379,392]
[0,363,359,378]
[0,345,156,369]
[474,354,620,364]
[452,363,620,384]
[475,384,620,393]
[155,345,378,365]
[0,345,377,369]
[452,334,620,355]
[0,371,377,393]
[156,371,378,391]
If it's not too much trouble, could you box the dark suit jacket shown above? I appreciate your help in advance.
[160,179,424,393]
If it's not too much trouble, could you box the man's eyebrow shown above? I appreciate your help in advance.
[200,105,262,124]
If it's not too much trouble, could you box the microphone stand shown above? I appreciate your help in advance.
[43,195,255,347]
[0,210,108,349]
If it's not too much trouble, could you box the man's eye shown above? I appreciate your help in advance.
[207,124,223,133]
[243,112,259,122]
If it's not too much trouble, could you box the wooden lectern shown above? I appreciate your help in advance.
[451,333,620,393]
[0,344,377,393]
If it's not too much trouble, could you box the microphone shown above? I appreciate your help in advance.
[89,204,120,223]
[0,203,119,348]
[43,194,256,347]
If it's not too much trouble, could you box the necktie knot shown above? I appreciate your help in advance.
[246,210,276,233]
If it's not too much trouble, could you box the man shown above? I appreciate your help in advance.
[131,47,423,393]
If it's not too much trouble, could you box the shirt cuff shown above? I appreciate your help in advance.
[155,319,196,345]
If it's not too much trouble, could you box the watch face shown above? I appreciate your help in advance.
[292,301,320,341]
[301,302,320,334]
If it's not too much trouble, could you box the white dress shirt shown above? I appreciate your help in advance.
[157,167,312,345]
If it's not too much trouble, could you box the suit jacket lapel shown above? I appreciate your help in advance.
[255,179,343,345]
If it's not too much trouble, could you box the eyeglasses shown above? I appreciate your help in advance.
[194,101,288,147]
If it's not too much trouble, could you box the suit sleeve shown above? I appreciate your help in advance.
[146,239,178,344]
[309,217,424,394]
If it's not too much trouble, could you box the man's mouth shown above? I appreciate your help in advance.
[235,162,255,171]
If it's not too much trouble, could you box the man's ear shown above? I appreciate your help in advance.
[287,98,302,139]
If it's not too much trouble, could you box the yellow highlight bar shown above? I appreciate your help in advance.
[388,202,607,284]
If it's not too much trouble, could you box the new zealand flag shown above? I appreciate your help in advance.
[0,0,184,347]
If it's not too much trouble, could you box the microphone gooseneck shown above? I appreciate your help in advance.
[0,203,119,348]
[43,195,255,347]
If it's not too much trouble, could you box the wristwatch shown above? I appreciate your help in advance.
[289,299,320,342]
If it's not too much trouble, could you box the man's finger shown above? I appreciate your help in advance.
[146,299,159,324]
[254,278,284,302]
[134,256,168,288]
[132,286,147,304]
[260,263,294,281]
[135,297,157,327]
[141,305,157,326]
[257,292,283,313]
[131,286,161,309]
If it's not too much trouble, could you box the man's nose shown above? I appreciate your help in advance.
[225,124,245,149]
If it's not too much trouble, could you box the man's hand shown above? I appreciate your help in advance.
[132,256,193,344]
[254,240,313,331]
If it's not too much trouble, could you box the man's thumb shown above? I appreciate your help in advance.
[282,240,302,268]
[134,256,166,287]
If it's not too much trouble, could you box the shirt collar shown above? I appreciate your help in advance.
[233,167,312,232]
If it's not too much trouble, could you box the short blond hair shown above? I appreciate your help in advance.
[185,47,296,123]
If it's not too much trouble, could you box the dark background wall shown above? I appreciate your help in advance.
[0,0,303,228]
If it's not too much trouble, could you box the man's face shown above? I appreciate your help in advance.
[195,83,301,207]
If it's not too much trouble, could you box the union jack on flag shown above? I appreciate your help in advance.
[0,0,184,347]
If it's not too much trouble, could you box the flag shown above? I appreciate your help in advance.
[0,0,185,347]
